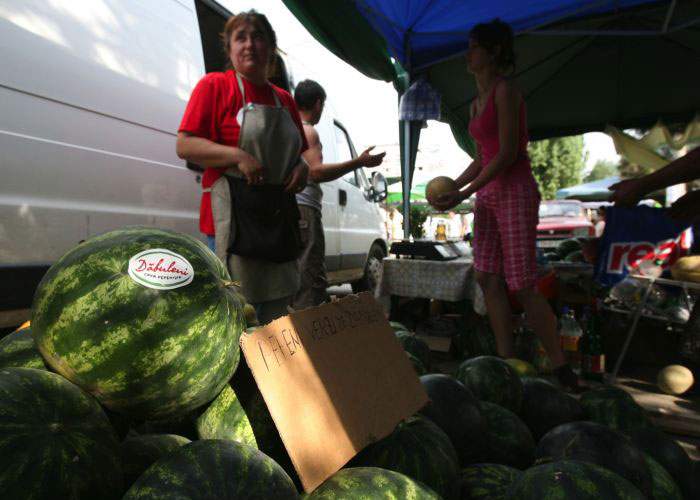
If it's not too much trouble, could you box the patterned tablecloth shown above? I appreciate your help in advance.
[376,256,475,302]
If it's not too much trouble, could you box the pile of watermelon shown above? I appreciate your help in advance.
[385,320,696,500]
[1,228,698,499]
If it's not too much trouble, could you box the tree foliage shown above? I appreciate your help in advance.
[528,135,586,200]
[584,160,619,182]
[618,158,659,179]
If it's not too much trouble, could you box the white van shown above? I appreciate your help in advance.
[0,0,388,320]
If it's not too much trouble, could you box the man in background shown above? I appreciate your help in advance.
[294,80,386,309]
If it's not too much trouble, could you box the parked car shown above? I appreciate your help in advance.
[0,0,387,322]
[536,200,595,248]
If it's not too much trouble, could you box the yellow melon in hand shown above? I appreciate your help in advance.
[657,364,694,395]
[426,176,457,203]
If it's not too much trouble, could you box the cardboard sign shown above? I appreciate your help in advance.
[240,292,428,492]
[415,334,452,353]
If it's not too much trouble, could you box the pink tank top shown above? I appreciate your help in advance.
[468,79,538,197]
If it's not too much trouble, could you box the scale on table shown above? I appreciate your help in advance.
[389,240,471,261]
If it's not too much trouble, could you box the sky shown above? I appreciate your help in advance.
[220,0,620,180]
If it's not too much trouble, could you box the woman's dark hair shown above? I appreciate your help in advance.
[469,19,516,74]
[221,10,277,72]
[294,80,326,110]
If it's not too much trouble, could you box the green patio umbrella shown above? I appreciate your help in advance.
[386,181,428,204]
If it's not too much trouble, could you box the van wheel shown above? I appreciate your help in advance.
[352,243,385,295]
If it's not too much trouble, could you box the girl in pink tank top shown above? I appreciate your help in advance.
[429,19,579,391]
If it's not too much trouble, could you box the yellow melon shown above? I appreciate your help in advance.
[426,176,457,203]
[506,358,537,377]
[657,364,694,395]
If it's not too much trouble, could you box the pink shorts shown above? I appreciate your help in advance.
[473,183,540,291]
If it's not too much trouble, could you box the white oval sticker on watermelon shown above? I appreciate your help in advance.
[128,249,194,290]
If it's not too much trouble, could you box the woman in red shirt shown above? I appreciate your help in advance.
[431,20,578,390]
[177,11,308,323]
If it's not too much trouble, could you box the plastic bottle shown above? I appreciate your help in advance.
[609,277,644,309]
[636,258,664,278]
[559,306,583,373]
[581,302,606,382]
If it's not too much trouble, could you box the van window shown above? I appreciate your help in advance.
[334,122,357,186]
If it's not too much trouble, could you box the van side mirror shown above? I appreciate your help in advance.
[370,172,387,202]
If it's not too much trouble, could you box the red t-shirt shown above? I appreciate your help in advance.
[178,70,308,235]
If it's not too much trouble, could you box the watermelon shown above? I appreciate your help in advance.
[31,227,246,420]
[351,415,460,499]
[390,321,409,332]
[458,321,498,359]
[643,453,683,500]
[508,460,645,499]
[0,327,47,369]
[557,238,582,258]
[120,434,190,488]
[230,359,299,486]
[479,402,535,469]
[459,463,521,500]
[626,426,695,499]
[395,331,431,369]
[536,421,653,497]
[243,303,259,327]
[519,377,583,439]
[455,356,523,413]
[195,383,256,447]
[123,439,299,499]
[580,387,652,432]
[407,351,427,375]
[0,367,123,499]
[565,250,586,263]
[307,467,440,499]
[419,374,487,466]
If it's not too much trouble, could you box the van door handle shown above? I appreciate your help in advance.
[339,189,347,206]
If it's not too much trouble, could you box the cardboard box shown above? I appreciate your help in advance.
[240,292,428,492]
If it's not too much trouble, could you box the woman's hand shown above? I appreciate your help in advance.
[668,190,700,221]
[609,178,645,207]
[431,190,468,211]
[284,161,309,193]
[236,150,264,185]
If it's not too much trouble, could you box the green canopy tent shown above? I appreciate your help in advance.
[282,0,700,236]
[556,176,621,200]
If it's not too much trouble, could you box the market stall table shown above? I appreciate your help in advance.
[376,256,475,318]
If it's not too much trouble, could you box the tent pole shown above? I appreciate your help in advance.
[402,117,412,240]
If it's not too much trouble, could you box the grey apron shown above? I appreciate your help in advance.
[215,74,303,303]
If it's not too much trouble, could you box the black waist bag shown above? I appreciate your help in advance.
[227,177,302,263]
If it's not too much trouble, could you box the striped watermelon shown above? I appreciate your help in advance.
[123,439,299,499]
[395,331,431,369]
[0,367,123,499]
[120,434,190,487]
[643,453,683,500]
[195,383,257,447]
[455,356,523,412]
[230,360,300,487]
[390,321,409,332]
[580,387,652,432]
[536,421,653,497]
[406,351,427,375]
[459,463,521,500]
[351,415,460,499]
[0,327,46,369]
[32,227,246,420]
[307,467,440,499]
[419,374,487,466]
[626,426,695,499]
[509,460,645,499]
[519,377,583,440]
[479,402,535,469]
